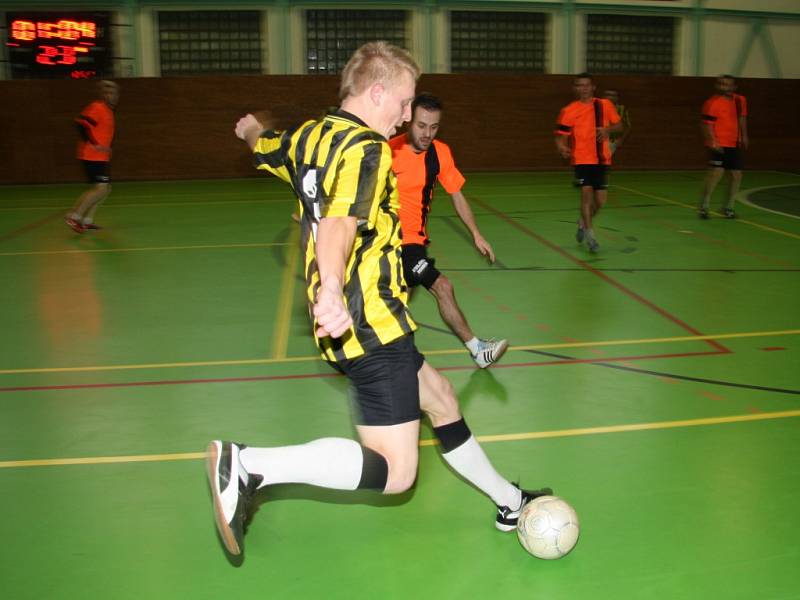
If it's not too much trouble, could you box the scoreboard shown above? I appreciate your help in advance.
[5,12,112,79]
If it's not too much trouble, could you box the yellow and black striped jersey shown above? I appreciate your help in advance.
[253,110,416,362]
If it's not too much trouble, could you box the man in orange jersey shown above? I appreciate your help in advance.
[65,80,119,233]
[389,93,508,368]
[555,73,622,253]
[698,75,749,219]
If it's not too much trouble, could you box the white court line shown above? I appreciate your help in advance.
[737,184,800,220]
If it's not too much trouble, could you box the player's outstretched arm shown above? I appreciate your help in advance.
[234,113,265,150]
[313,216,357,338]
[451,191,495,263]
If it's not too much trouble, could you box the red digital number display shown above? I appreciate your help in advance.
[12,19,97,43]
[6,12,111,79]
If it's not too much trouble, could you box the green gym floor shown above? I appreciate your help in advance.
[1,171,799,599]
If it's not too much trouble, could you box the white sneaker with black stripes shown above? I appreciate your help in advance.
[206,440,251,556]
[471,338,509,369]
[496,484,554,532]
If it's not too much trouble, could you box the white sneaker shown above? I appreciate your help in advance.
[472,338,509,368]
[206,440,250,556]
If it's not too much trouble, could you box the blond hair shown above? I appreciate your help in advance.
[339,41,420,100]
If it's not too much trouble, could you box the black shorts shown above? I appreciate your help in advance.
[708,147,743,171]
[82,160,111,184]
[329,334,425,426]
[573,165,608,190]
[401,244,441,290]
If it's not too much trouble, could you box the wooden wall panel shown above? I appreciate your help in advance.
[1,74,797,184]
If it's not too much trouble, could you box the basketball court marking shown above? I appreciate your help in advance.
[2,409,798,469]
[616,185,800,240]
[0,242,290,257]
[736,184,800,220]
[0,328,796,376]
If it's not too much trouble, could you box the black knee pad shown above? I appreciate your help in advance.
[357,445,389,491]
[433,418,472,453]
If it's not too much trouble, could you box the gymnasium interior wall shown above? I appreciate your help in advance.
[1,73,797,184]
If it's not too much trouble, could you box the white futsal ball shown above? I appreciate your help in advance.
[517,496,580,559]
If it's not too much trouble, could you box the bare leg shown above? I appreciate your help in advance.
[579,186,595,231]
[70,183,109,221]
[429,274,474,343]
[417,361,520,508]
[356,421,420,494]
[700,167,724,210]
[726,170,742,211]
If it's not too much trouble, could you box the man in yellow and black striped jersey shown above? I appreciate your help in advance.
[206,41,551,558]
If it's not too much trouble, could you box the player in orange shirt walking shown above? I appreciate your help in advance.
[698,75,749,219]
[65,80,119,233]
[389,94,507,368]
[555,73,622,253]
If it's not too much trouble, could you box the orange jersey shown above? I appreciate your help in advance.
[75,100,115,162]
[389,135,465,246]
[556,98,620,165]
[702,94,747,148]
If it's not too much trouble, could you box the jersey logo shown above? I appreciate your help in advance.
[302,169,318,199]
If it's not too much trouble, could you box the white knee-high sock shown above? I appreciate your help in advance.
[441,436,522,509]
[239,438,366,491]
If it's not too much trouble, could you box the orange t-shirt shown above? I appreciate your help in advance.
[555,98,620,165]
[75,100,115,162]
[702,94,747,148]
[389,135,466,246]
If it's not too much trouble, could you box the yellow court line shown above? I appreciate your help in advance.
[1,328,797,375]
[617,185,800,240]
[3,409,798,469]
[0,242,290,257]
[271,223,301,359]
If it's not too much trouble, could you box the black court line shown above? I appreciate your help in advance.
[441,267,800,273]
[473,195,730,354]
[429,203,660,220]
[522,348,800,396]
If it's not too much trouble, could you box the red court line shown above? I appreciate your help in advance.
[473,196,730,353]
[0,210,64,243]
[0,349,724,393]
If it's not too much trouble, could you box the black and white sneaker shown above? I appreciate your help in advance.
[723,208,736,219]
[495,484,554,532]
[472,338,509,369]
[207,440,251,556]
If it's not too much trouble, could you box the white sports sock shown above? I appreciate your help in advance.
[440,436,521,509]
[465,337,481,354]
[239,438,365,491]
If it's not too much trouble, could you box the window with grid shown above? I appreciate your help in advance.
[586,14,674,75]
[305,9,407,74]
[158,11,262,76]
[450,11,547,73]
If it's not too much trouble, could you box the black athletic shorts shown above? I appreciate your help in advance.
[329,334,425,426]
[708,147,743,171]
[82,160,111,184]
[573,164,608,190]
[401,243,441,289]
